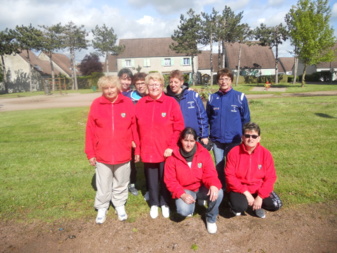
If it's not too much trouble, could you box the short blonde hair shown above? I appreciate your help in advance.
[97,76,122,91]
[145,72,164,87]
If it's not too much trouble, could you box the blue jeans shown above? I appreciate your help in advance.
[213,141,240,188]
[175,186,223,223]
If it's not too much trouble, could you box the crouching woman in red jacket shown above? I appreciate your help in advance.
[85,76,139,224]
[225,122,282,219]
[164,127,223,234]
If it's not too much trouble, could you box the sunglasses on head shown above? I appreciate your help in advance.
[244,134,259,139]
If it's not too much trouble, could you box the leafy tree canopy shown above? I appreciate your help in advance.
[79,53,103,76]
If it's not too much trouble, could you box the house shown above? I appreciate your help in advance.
[224,42,276,77]
[278,57,295,75]
[37,52,72,77]
[103,54,118,75]
[2,50,71,92]
[117,37,197,76]
[298,43,337,81]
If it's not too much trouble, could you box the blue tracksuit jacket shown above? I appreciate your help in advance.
[167,87,209,138]
[206,89,250,144]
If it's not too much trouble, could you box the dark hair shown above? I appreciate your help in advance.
[169,69,184,81]
[217,68,233,82]
[242,122,261,136]
[179,127,197,141]
[133,72,147,84]
[118,68,133,78]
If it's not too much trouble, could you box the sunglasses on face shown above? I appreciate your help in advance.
[244,134,259,139]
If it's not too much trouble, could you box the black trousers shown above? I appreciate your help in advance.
[229,191,282,213]
[144,162,170,207]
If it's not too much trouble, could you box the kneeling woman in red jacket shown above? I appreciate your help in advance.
[164,127,223,234]
[225,122,282,219]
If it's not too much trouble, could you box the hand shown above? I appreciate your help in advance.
[131,141,136,148]
[200,138,209,145]
[181,193,196,204]
[164,148,173,158]
[134,155,140,163]
[252,195,263,210]
[89,157,96,166]
[243,191,255,206]
[207,186,219,202]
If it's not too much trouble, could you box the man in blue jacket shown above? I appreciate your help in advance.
[206,68,251,187]
[167,70,209,146]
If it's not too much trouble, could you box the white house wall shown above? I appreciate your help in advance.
[117,56,198,75]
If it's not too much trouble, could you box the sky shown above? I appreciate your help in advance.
[1,0,337,62]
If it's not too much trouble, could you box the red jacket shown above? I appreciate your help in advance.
[135,94,184,163]
[164,142,222,199]
[85,94,139,164]
[225,143,277,199]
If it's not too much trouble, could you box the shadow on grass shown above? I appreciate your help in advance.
[315,113,335,119]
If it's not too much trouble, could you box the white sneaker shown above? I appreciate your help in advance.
[150,205,158,219]
[116,205,128,221]
[143,191,149,201]
[161,205,170,218]
[206,221,217,234]
[96,208,107,224]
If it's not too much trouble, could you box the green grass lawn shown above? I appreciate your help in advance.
[0,94,337,223]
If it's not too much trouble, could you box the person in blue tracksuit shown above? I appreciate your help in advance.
[206,68,251,188]
[166,70,209,146]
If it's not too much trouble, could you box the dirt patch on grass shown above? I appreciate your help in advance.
[1,202,336,253]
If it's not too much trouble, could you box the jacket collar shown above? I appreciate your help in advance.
[99,93,124,104]
[144,93,166,103]
[217,87,233,95]
[241,142,261,154]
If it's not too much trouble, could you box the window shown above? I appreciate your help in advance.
[164,58,171,67]
[183,57,190,66]
[144,58,151,67]
[125,60,131,67]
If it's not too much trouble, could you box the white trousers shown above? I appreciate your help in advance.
[94,161,130,209]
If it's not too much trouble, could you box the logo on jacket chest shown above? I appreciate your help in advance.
[231,105,238,112]
[258,164,262,170]
[198,163,202,168]
[187,101,195,109]
[161,112,167,117]
[121,113,126,118]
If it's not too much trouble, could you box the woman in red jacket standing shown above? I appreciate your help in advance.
[85,76,139,224]
[164,127,223,234]
[136,72,184,219]
[225,122,282,219]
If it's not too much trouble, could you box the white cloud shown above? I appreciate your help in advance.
[331,3,337,18]
[267,0,284,6]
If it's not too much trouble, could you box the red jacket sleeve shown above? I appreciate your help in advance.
[257,150,277,199]
[85,102,96,160]
[168,101,185,149]
[225,148,249,194]
[164,156,186,199]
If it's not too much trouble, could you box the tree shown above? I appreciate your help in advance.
[0,28,19,93]
[79,53,103,76]
[170,9,203,85]
[92,24,124,75]
[62,21,88,90]
[254,23,288,84]
[40,23,64,91]
[215,6,245,69]
[235,24,252,86]
[285,0,336,87]
[201,8,219,86]
[14,24,44,92]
